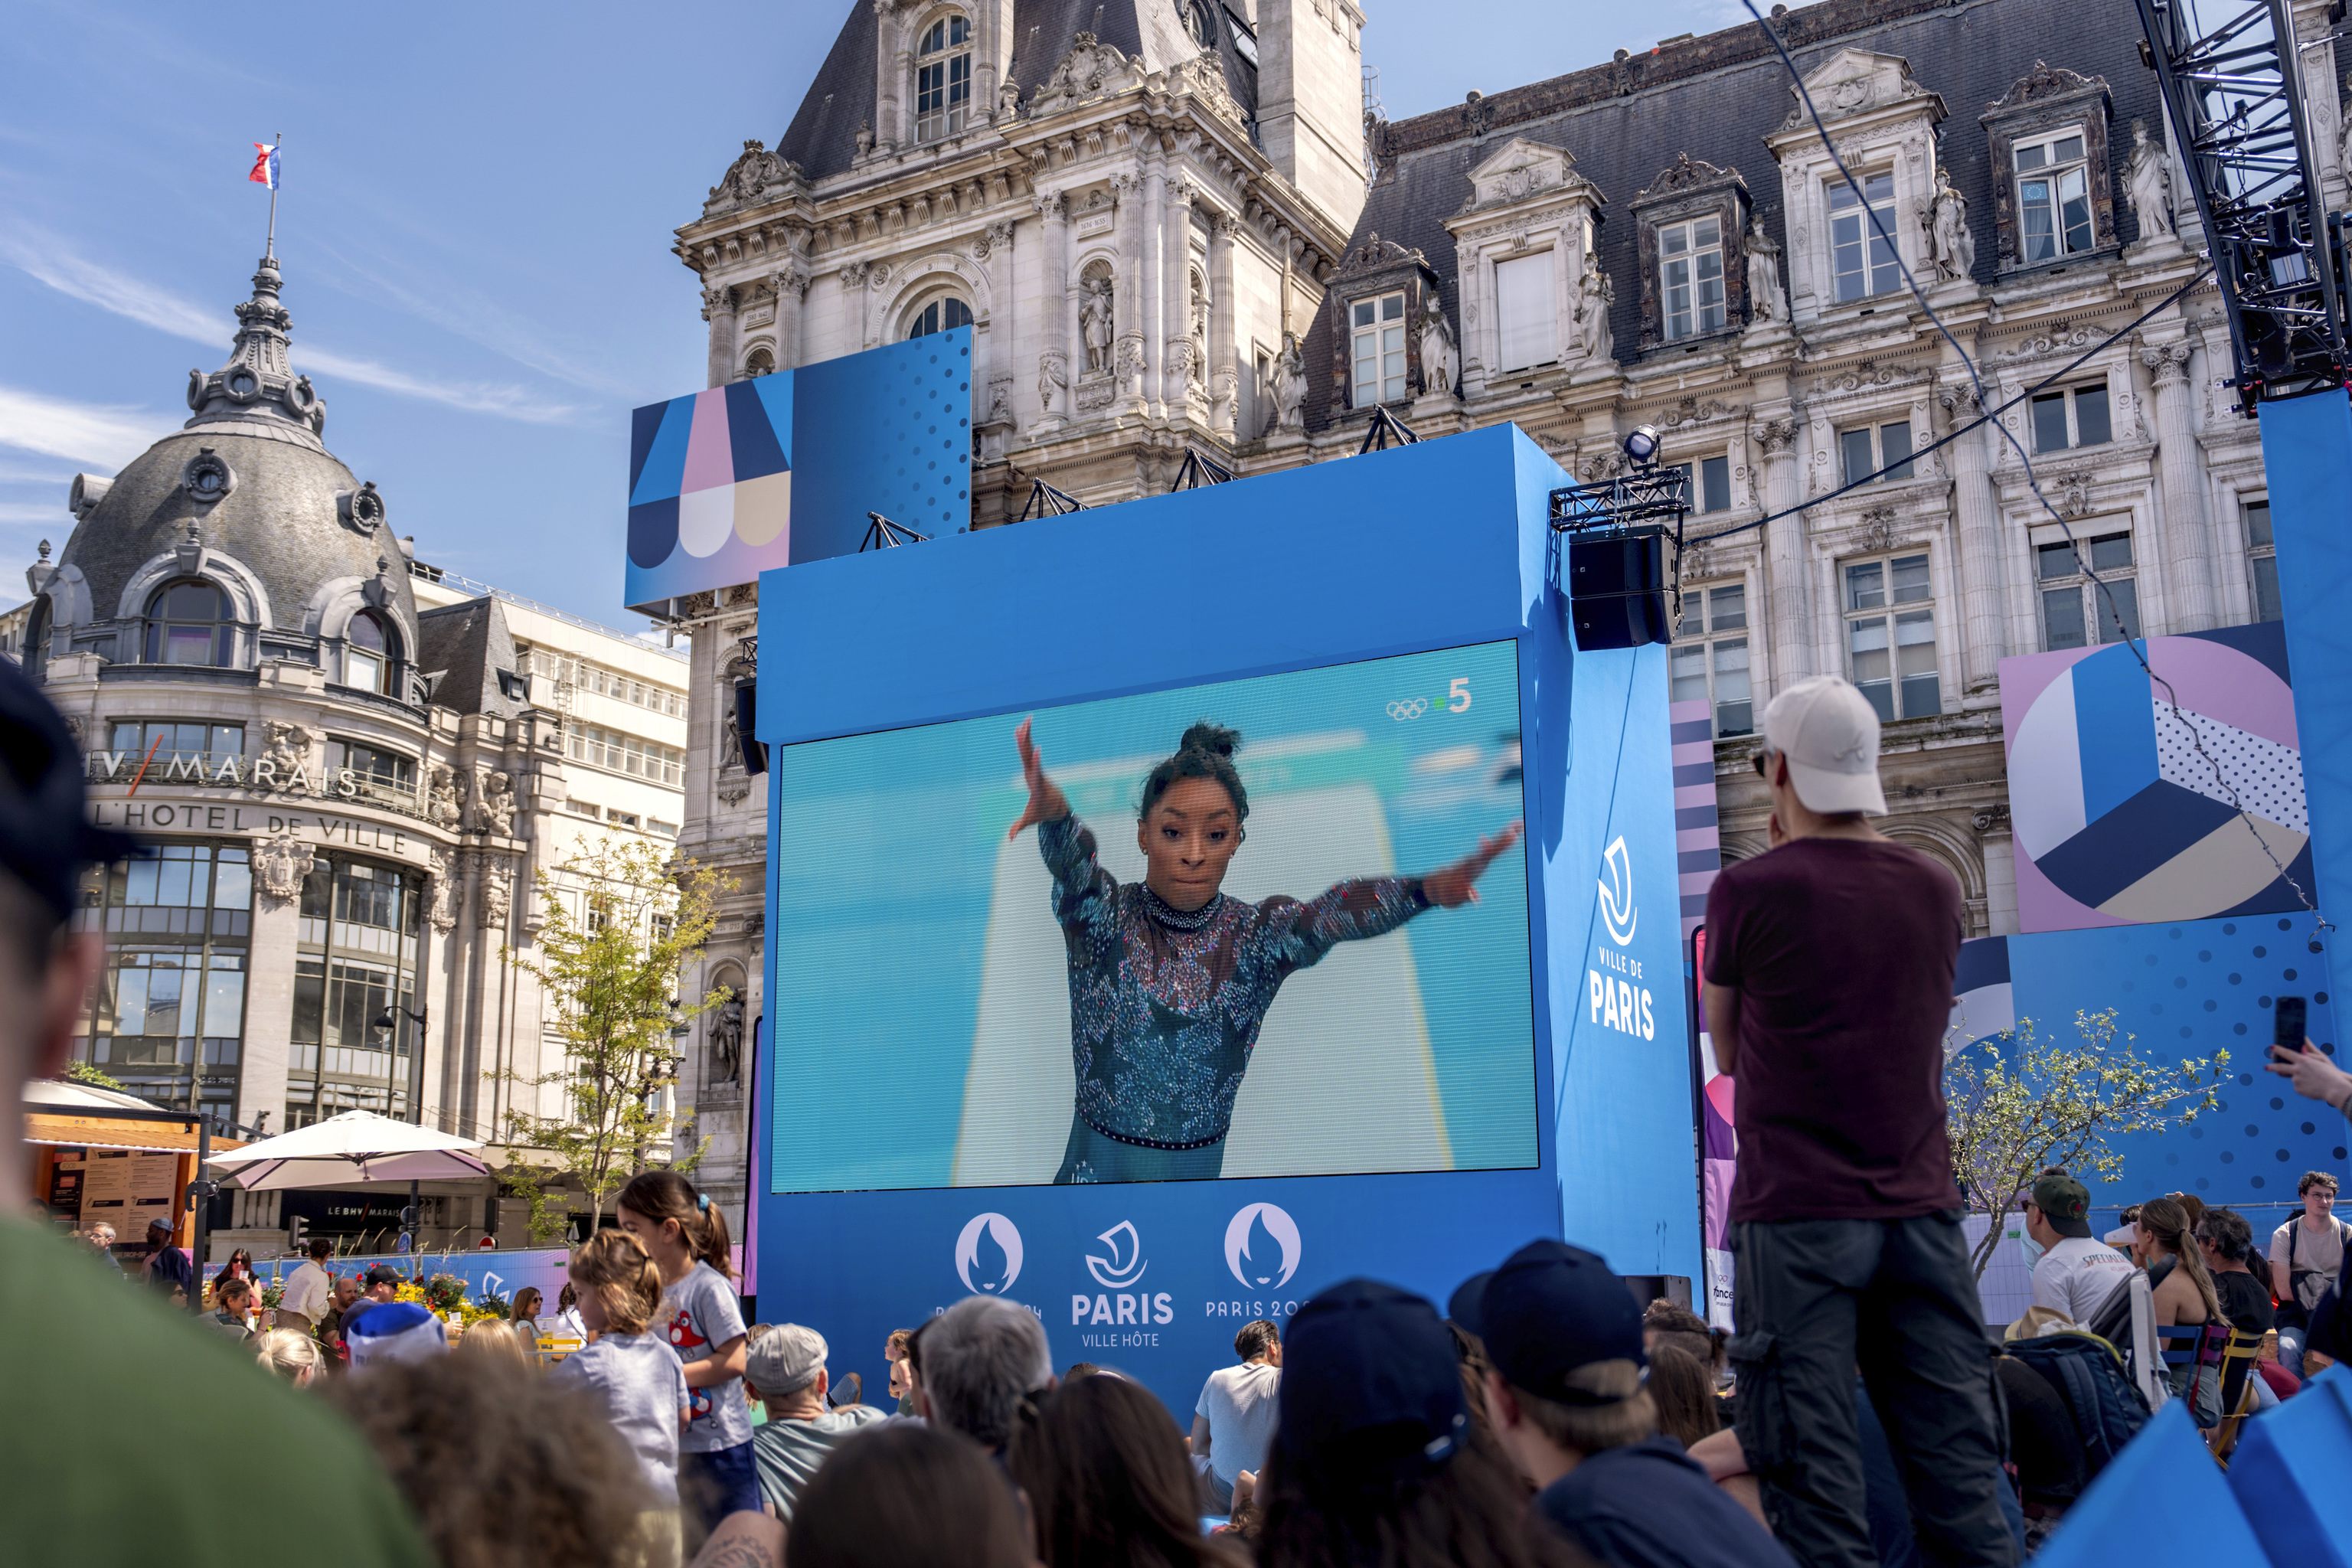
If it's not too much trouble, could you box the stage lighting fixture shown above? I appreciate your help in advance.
[1622,424,1661,466]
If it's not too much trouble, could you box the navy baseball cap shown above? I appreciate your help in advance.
[1477,1240,1646,1406]
[0,656,138,916]
[1446,1271,1494,1342]
[1279,1278,1467,1471]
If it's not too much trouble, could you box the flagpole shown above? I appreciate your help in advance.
[265,133,281,260]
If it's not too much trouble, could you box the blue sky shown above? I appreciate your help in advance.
[0,0,1748,626]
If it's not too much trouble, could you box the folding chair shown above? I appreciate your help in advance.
[2206,1329,2268,1464]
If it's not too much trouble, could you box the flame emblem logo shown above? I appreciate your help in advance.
[1596,835,1638,947]
[954,1212,1024,1294]
[1084,1220,1149,1288]
[1223,1202,1302,1289]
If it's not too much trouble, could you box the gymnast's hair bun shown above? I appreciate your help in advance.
[1180,721,1240,758]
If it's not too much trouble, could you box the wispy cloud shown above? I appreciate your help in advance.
[315,244,630,396]
[0,383,173,469]
[0,459,75,484]
[0,225,587,425]
[0,499,70,524]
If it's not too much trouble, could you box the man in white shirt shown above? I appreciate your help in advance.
[277,1236,336,1332]
[2269,1170,2347,1378]
[1191,1318,1282,1512]
[2027,1172,2133,1325]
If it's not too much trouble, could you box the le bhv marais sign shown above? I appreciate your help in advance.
[83,750,425,853]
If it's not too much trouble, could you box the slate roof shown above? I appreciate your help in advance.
[1308,0,2165,430]
[776,0,1259,183]
[414,596,525,720]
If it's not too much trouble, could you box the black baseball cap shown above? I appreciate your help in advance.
[1477,1240,1646,1405]
[364,1264,403,1289]
[1446,1270,1494,1342]
[2030,1173,2093,1239]
[0,656,139,917]
[1278,1278,1467,1472]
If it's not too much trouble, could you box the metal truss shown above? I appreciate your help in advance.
[2136,0,2351,412]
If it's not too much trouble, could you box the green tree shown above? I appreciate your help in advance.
[497,836,729,1243]
[1945,1008,2228,1279]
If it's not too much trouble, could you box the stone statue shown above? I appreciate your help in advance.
[426,847,459,932]
[262,720,312,787]
[1417,292,1458,397]
[426,764,460,827]
[1038,350,1068,415]
[1080,276,1115,373]
[478,769,516,836]
[2128,119,2175,240]
[998,75,1021,118]
[1188,276,1209,389]
[1743,217,1787,323]
[1926,166,1974,283]
[252,831,311,903]
[1573,253,1614,362]
[710,996,745,1086]
[854,119,874,156]
[1274,334,1308,432]
[480,862,512,927]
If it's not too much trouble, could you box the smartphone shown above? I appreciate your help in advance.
[2274,994,2308,1053]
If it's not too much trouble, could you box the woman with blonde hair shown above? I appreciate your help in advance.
[460,1320,531,1366]
[2137,1195,2224,1425]
[254,1327,323,1388]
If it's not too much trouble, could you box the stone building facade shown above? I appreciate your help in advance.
[15,250,689,1255]
[668,0,2318,1226]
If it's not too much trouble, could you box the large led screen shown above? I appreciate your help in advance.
[768,639,1537,1192]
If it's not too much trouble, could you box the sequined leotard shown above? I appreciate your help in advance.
[1040,813,1430,1184]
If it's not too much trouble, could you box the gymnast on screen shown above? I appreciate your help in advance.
[1008,717,1521,1184]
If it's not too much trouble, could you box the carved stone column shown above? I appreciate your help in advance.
[1164,176,1198,409]
[2143,341,2215,632]
[1140,155,1166,417]
[1034,191,1071,427]
[1208,212,1240,439]
[1754,416,1813,688]
[1113,172,1148,410]
[701,284,737,389]
[1975,804,2019,936]
[1939,383,2007,689]
[769,265,809,372]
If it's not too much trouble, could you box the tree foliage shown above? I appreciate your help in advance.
[64,1058,127,1093]
[1945,1008,2228,1279]
[496,836,728,1243]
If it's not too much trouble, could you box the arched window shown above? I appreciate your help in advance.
[143,580,234,667]
[742,345,776,378]
[916,16,972,142]
[906,296,975,339]
[345,610,398,694]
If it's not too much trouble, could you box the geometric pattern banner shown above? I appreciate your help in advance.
[2001,622,2314,933]
[624,327,972,612]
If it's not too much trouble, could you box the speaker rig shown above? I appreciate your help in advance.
[1547,424,1687,652]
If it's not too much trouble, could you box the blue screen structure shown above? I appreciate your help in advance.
[766,639,1537,1194]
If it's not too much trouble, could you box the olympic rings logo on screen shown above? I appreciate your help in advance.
[1387,697,1429,721]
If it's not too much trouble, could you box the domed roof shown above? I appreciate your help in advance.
[53,251,417,635]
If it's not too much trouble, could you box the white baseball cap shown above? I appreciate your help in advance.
[1759,675,1886,816]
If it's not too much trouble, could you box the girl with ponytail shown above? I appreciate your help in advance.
[2137,1195,2226,1425]
[1009,716,1522,1184]
[618,1171,753,1548]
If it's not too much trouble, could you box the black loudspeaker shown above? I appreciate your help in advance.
[1564,526,1673,650]
[733,680,768,776]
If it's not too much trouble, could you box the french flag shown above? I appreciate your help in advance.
[248,142,279,191]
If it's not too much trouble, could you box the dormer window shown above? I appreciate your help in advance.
[1659,217,1726,341]
[916,17,972,142]
[1351,292,1407,406]
[144,580,234,667]
[345,610,397,695]
[2014,132,2094,262]
[1829,173,1900,302]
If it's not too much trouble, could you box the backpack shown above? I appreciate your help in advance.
[2004,1330,2151,1481]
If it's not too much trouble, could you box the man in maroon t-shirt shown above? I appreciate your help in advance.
[1703,675,2010,1568]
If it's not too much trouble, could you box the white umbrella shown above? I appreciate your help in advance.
[211,1110,490,1190]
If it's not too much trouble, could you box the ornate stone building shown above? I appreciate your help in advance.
[670,0,2311,1221]
[16,249,690,1255]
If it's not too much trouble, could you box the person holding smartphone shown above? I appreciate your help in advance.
[2269,1008,2352,1122]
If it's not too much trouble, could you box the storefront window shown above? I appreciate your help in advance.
[288,854,423,1128]
[73,843,252,1123]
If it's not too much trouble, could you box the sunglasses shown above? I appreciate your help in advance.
[1751,747,1776,779]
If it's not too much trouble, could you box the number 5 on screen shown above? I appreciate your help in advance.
[1449,678,1472,713]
